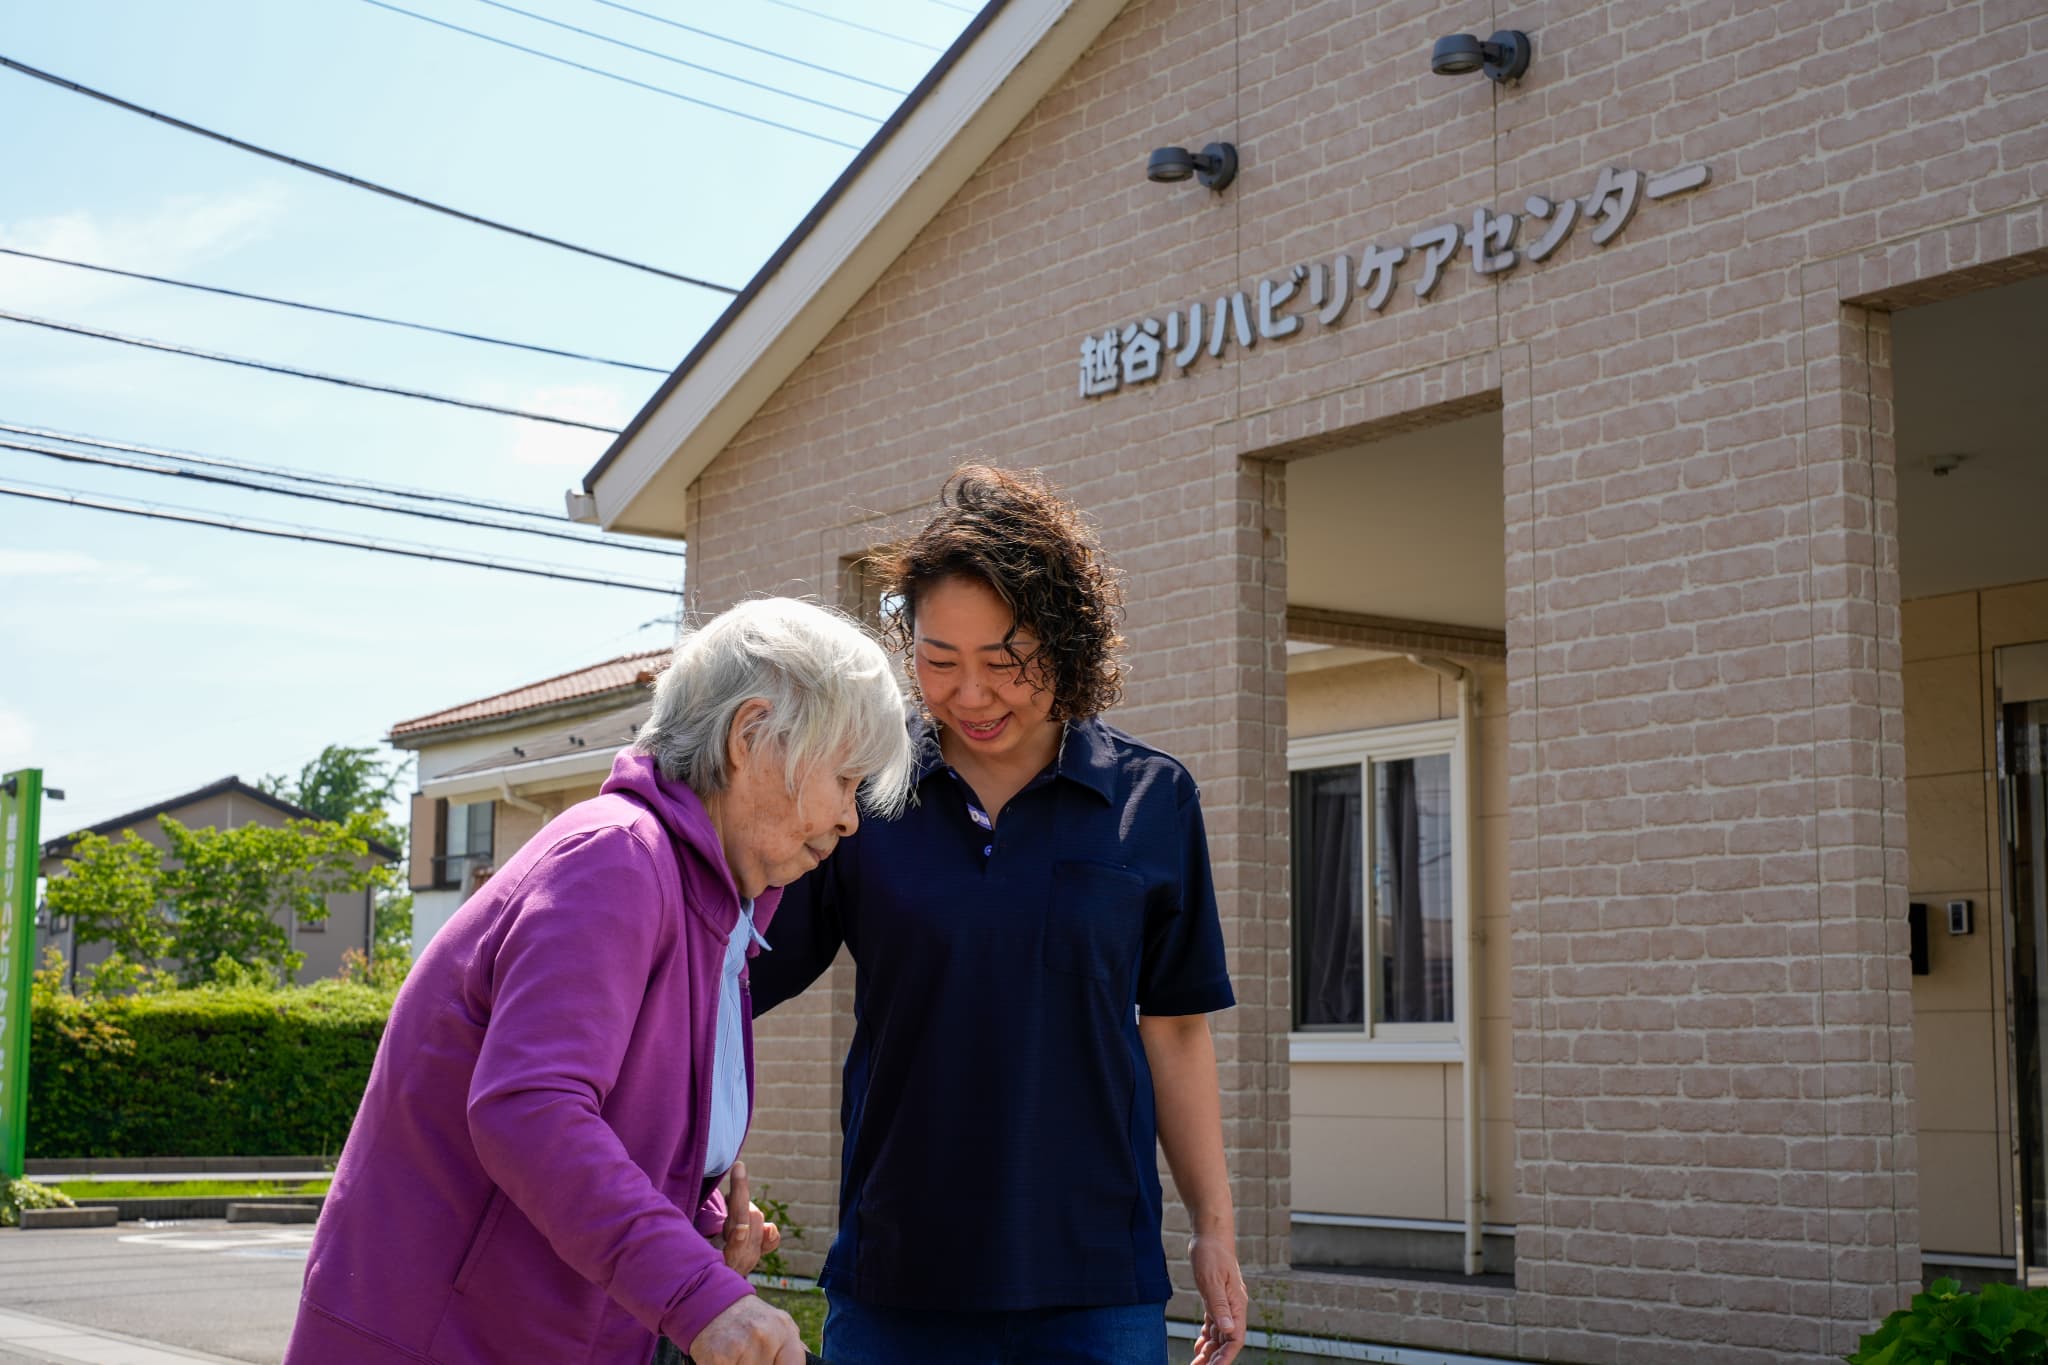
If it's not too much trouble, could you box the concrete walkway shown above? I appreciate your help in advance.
[0,1307,244,1365]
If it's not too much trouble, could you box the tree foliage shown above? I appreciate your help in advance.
[261,744,407,847]
[158,813,394,986]
[43,830,170,966]
[263,743,414,968]
[45,813,397,987]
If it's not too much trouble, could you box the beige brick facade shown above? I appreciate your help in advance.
[603,0,2048,1359]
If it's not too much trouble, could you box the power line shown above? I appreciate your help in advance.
[925,0,977,13]
[0,437,689,559]
[0,309,623,431]
[580,0,911,94]
[746,0,942,53]
[465,0,888,122]
[0,54,742,295]
[0,246,669,374]
[0,480,678,596]
[358,0,864,150]
[0,422,578,523]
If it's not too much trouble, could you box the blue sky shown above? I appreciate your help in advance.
[0,0,969,834]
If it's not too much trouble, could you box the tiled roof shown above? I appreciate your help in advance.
[388,650,669,740]
[44,776,400,860]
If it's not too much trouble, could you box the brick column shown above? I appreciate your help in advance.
[1508,269,1915,1361]
[1798,285,1917,1355]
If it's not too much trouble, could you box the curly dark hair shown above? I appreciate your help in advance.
[879,465,1126,722]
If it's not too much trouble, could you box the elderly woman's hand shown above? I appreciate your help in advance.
[686,1294,806,1365]
[716,1161,783,1276]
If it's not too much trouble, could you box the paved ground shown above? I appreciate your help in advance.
[0,1221,308,1364]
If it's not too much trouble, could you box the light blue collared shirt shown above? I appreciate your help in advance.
[704,900,770,1179]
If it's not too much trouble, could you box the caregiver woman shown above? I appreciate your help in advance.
[284,598,911,1365]
[753,467,1248,1365]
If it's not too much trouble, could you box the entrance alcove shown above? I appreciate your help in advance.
[1272,406,1512,1278]
[1891,269,2048,1285]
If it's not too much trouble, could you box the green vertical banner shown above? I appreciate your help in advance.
[0,768,42,1179]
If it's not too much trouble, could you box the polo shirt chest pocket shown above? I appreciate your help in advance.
[1044,860,1147,983]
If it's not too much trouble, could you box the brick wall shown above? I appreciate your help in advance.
[679,0,2048,1357]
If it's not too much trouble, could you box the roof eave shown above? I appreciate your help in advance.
[584,0,1126,537]
[386,681,656,749]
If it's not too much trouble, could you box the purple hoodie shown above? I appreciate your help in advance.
[285,751,778,1364]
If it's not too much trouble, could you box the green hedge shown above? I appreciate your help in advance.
[27,981,392,1158]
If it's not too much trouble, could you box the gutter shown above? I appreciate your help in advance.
[420,747,620,803]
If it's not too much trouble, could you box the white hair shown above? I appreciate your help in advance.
[634,597,912,818]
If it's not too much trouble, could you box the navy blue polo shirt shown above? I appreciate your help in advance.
[749,717,1234,1311]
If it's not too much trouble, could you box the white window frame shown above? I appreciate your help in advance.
[1287,717,1470,1064]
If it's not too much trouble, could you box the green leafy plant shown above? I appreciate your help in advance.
[752,1184,805,1280]
[0,1178,76,1227]
[159,813,394,985]
[45,802,398,990]
[28,977,391,1159]
[1847,1277,2048,1364]
[44,829,172,965]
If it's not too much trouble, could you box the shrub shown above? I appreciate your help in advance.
[0,1178,76,1227]
[27,978,393,1158]
[1847,1277,2048,1364]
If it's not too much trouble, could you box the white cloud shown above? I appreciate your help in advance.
[0,190,289,314]
[0,548,193,594]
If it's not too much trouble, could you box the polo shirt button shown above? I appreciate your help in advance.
[983,844,993,857]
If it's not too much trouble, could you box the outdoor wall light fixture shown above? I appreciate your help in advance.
[1147,142,1238,192]
[1431,30,1532,83]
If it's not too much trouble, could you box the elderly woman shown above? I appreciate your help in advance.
[753,468,1247,1365]
[285,598,910,1365]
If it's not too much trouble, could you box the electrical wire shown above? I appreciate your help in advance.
[0,54,742,295]
[0,437,685,559]
[357,0,863,150]
[0,309,623,432]
[579,0,911,94]
[746,0,942,53]
[0,422,581,523]
[0,480,678,596]
[465,0,887,122]
[0,246,669,374]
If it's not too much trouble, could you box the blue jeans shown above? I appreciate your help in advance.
[822,1293,1167,1365]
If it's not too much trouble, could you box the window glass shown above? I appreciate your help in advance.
[1375,753,1454,1024]
[444,800,494,888]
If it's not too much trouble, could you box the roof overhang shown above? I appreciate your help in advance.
[583,0,1126,537]
[421,747,618,804]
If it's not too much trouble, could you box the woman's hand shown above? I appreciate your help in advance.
[1139,1013,1246,1364]
[686,1295,806,1365]
[716,1161,782,1276]
[1188,1231,1248,1364]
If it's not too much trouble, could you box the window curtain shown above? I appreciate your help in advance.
[1293,767,1363,1027]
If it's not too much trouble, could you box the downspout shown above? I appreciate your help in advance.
[1408,654,1483,1276]
[496,777,545,816]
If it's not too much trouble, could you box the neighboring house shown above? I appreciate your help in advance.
[35,776,396,985]
[569,1,2048,1361]
[388,651,664,949]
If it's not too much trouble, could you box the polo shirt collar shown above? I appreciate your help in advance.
[909,716,1119,806]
